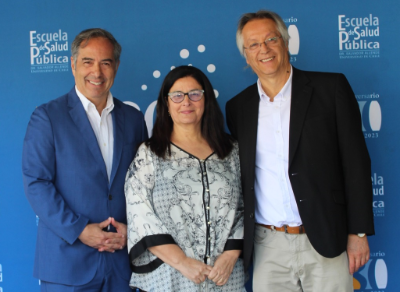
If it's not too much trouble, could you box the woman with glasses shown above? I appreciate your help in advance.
[125,66,245,291]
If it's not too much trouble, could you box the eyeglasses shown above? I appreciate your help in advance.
[243,36,282,52]
[168,90,204,103]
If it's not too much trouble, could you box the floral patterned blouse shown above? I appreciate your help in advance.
[125,142,245,291]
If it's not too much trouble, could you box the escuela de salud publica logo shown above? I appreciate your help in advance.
[30,29,69,73]
[338,14,380,59]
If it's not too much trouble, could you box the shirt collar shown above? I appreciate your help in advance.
[75,86,114,113]
[257,65,293,103]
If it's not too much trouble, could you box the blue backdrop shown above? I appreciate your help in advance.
[0,1,398,291]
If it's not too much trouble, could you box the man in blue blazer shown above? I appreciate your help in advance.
[22,28,147,291]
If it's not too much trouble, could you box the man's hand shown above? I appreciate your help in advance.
[208,250,241,286]
[347,234,370,274]
[100,217,127,251]
[78,217,126,253]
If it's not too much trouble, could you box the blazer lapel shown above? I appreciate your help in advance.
[241,85,260,176]
[67,88,108,180]
[109,100,124,186]
[289,68,313,167]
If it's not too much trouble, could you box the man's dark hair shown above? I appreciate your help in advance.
[71,28,121,68]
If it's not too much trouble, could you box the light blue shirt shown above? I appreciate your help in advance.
[254,67,302,227]
[76,87,114,181]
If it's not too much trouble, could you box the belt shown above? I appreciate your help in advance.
[257,224,306,234]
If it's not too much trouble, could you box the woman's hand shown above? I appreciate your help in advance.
[176,257,213,284]
[148,244,212,284]
[208,250,241,286]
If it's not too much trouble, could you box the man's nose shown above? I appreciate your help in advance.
[92,62,102,76]
[260,41,270,52]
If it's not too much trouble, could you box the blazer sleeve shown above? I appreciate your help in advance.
[224,143,244,251]
[335,74,374,235]
[22,106,89,244]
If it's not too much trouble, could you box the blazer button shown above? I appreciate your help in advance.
[250,213,254,219]
[108,194,113,200]
[250,187,254,191]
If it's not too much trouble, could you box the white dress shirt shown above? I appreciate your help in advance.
[76,87,114,181]
[254,67,302,227]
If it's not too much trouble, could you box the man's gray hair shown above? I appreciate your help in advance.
[71,28,121,68]
[236,10,289,57]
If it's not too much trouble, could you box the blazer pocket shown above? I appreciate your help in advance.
[123,142,135,151]
[304,115,330,125]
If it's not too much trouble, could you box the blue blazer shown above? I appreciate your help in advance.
[22,87,148,285]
